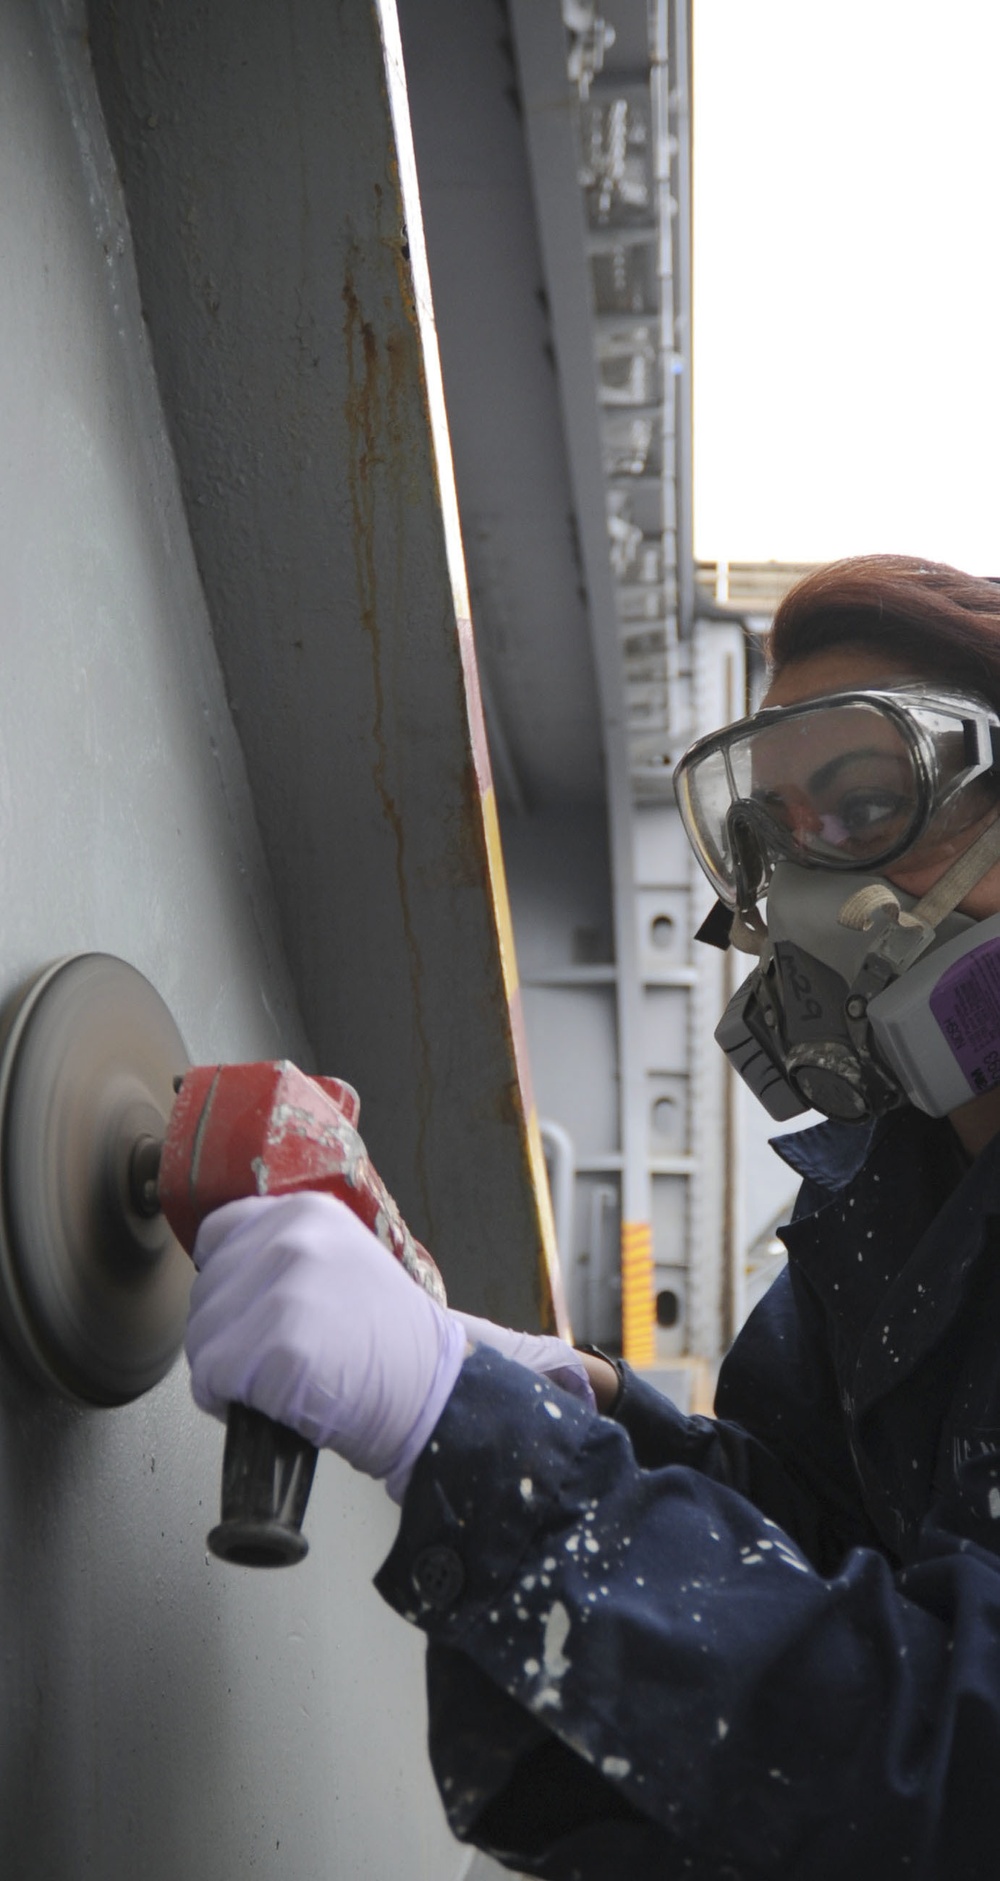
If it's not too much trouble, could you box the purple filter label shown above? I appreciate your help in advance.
[931,936,1000,1094]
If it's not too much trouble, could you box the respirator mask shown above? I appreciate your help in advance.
[674,683,1000,1122]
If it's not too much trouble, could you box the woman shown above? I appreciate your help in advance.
[187,555,1000,1879]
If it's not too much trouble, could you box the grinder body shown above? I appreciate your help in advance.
[157,1058,445,1566]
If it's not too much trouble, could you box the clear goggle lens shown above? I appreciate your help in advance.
[675,692,991,906]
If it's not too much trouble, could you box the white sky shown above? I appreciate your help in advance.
[693,1,1000,573]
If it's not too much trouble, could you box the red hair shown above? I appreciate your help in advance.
[768,554,1000,708]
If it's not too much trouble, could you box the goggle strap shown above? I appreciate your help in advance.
[910,813,1000,928]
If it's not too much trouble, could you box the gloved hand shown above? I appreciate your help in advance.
[450,1310,596,1409]
[185,1192,467,1502]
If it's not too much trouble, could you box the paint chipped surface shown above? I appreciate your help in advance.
[601,1755,631,1780]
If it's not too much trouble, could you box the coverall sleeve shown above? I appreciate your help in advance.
[613,1258,886,1574]
[374,1345,1000,1881]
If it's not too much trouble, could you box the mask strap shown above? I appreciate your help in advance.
[838,813,1000,941]
[730,908,766,956]
[838,882,924,934]
[910,813,1000,927]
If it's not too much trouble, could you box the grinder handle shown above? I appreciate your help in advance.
[160,1061,445,1570]
[207,1403,318,1568]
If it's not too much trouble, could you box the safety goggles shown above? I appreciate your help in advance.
[674,684,1000,909]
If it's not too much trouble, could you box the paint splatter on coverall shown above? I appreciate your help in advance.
[375,1107,1000,1879]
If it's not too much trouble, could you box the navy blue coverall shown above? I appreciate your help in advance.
[376,1107,1000,1878]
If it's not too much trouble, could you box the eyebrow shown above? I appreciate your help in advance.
[805,748,909,793]
[755,744,909,797]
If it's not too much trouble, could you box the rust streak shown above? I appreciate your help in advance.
[342,249,435,1229]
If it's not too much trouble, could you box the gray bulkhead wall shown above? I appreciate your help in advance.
[0,1,520,1875]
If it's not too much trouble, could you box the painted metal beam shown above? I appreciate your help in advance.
[87,0,565,1332]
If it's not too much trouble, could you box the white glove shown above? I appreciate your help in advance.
[185,1192,467,1501]
[450,1310,596,1409]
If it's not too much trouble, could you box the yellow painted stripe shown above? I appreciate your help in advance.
[455,619,567,1340]
[525,1103,571,1341]
[481,783,520,999]
[481,776,566,1333]
[620,1220,655,1366]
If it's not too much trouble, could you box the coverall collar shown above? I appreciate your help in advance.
[769,1114,878,1194]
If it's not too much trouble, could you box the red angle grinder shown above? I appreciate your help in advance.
[0,953,445,1567]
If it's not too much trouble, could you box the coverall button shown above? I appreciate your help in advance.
[411,1544,465,1609]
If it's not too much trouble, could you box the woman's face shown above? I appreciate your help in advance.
[761,644,1000,917]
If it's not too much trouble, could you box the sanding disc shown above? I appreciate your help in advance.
[0,955,191,1405]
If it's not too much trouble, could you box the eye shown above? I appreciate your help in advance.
[836,789,910,839]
